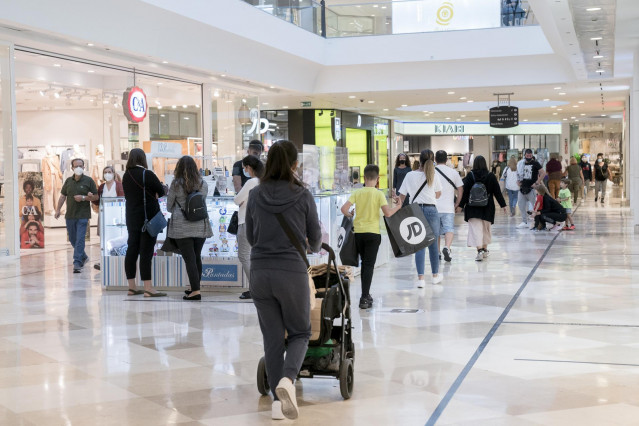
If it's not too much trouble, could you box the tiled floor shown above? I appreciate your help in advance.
[1,189,638,425]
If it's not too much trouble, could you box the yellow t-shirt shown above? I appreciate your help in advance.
[348,187,388,234]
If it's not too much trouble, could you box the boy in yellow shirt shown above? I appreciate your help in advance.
[340,165,400,309]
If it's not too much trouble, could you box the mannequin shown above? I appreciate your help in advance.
[41,145,64,215]
[63,144,87,180]
[92,144,106,186]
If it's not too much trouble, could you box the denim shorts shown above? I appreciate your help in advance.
[439,213,455,235]
[565,208,572,214]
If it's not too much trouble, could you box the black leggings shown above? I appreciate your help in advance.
[355,233,381,298]
[535,212,567,229]
[125,230,157,281]
[175,237,206,291]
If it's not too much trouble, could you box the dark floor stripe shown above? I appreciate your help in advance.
[425,228,563,425]
[503,321,639,328]
[514,358,639,368]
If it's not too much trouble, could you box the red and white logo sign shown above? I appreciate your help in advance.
[122,86,147,123]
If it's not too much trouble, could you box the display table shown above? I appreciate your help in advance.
[99,192,390,291]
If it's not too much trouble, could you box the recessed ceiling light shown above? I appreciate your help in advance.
[554,87,562,90]
[383,108,389,111]
[86,43,94,46]
[157,82,162,85]
[590,37,603,41]
[474,119,479,122]
[596,69,605,73]
[401,104,408,107]
[172,105,177,109]
[467,100,474,103]
[282,106,289,109]
[559,92,566,95]
[461,115,466,118]
[563,118,568,121]
[593,55,604,59]
[558,108,563,111]
[551,106,557,108]
[553,113,558,115]
[578,101,585,104]
[262,102,269,105]
[220,74,226,77]
[182,105,188,108]
[368,100,375,103]
[581,113,586,116]
[87,70,94,73]
[447,91,455,95]
[459,97,467,100]
[422,110,429,113]
[53,63,61,67]
[543,98,550,101]
[586,7,601,11]
[601,114,606,117]
[54,92,60,99]
[348,95,356,99]
[195,104,200,108]
[269,86,275,89]
[573,105,579,108]
[523,119,528,122]
[445,117,451,120]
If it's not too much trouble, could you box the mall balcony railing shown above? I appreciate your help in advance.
[241,0,538,38]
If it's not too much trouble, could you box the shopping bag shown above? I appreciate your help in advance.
[337,216,358,266]
[383,203,435,258]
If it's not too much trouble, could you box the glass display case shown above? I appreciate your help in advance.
[100,195,243,290]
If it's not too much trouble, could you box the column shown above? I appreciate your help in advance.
[630,48,639,232]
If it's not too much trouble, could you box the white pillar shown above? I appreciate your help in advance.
[630,48,639,232]
[202,84,213,162]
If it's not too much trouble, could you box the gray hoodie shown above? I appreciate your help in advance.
[245,180,322,273]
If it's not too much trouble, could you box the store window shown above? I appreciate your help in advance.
[0,43,17,255]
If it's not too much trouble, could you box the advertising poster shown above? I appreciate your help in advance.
[392,0,501,34]
[18,172,45,249]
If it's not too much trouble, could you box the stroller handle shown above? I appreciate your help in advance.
[321,243,336,260]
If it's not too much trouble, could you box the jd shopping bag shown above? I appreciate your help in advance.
[337,216,358,266]
[384,203,435,258]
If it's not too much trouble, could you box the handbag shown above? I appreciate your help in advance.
[384,178,435,258]
[337,216,358,266]
[227,211,239,235]
[274,213,317,309]
[160,219,181,254]
[141,169,167,238]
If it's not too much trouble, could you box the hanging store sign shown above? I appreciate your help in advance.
[392,0,500,34]
[122,86,147,123]
[332,116,341,141]
[489,106,519,128]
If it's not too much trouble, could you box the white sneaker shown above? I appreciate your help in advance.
[550,224,562,232]
[416,279,426,288]
[475,251,484,262]
[272,401,285,420]
[516,222,529,229]
[275,378,298,420]
[482,250,490,259]
[432,274,443,285]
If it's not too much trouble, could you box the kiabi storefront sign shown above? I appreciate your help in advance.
[434,124,465,134]
[396,121,562,136]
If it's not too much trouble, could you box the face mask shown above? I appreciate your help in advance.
[399,160,405,165]
[73,167,84,176]
[597,159,603,163]
[104,173,114,182]
[243,169,251,178]
[582,158,587,162]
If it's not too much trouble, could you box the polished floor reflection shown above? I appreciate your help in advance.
[0,192,637,425]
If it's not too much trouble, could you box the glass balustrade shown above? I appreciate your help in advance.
[242,0,537,38]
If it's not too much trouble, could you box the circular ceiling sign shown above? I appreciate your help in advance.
[122,86,147,123]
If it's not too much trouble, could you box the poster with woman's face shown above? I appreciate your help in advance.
[18,172,45,249]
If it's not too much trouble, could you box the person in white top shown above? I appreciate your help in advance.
[234,155,264,295]
[396,149,443,287]
[434,150,464,263]
[500,156,519,216]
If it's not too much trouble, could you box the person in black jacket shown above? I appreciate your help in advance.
[392,153,412,206]
[457,156,507,262]
[533,184,567,231]
[122,148,167,297]
[246,140,322,420]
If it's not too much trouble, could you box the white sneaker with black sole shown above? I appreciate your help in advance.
[416,279,426,288]
[275,378,298,420]
[475,251,484,262]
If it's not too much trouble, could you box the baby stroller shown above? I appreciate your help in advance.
[256,243,355,399]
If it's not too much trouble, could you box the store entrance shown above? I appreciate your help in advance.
[345,128,368,186]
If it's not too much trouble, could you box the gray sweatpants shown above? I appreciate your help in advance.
[251,268,311,399]
[237,224,251,285]
[518,189,537,223]
[595,179,608,200]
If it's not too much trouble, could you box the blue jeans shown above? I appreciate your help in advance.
[507,189,519,210]
[414,205,440,276]
[66,218,89,268]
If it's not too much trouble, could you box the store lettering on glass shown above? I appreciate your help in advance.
[244,108,270,135]
[201,265,238,281]
[434,124,465,134]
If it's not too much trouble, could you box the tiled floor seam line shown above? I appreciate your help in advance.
[514,358,639,368]
[503,321,639,328]
[425,224,564,425]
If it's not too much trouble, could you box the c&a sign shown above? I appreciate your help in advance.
[122,86,147,123]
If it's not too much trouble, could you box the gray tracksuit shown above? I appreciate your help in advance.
[245,180,322,397]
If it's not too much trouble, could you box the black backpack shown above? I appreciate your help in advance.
[176,190,208,221]
[468,171,489,207]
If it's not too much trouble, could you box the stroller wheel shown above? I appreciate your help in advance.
[339,358,354,400]
[257,356,270,396]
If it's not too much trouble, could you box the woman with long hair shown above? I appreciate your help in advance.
[122,148,167,297]
[398,149,443,287]
[501,156,519,216]
[245,140,322,420]
[233,155,264,299]
[92,165,125,271]
[393,153,412,206]
[167,155,213,300]
[458,155,507,261]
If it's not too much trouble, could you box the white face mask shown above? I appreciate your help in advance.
[104,173,114,182]
[73,167,84,176]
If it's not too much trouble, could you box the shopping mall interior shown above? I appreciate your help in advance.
[0,0,638,424]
